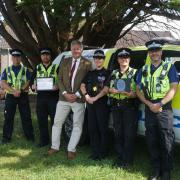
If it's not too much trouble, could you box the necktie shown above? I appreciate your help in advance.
[70,59,77,85]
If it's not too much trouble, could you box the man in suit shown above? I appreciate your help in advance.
[48,40,92,159]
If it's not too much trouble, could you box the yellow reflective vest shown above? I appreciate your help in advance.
[36,63,58,84]
[109,67,137,100]
[6,65,27,94]
[141,61,171,100]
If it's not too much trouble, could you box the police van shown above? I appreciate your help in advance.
[53,43,180,144]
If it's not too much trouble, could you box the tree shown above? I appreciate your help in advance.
[0,0,180,68]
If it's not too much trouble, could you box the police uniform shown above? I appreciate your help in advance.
[30,48,59,147]
[136,40,179,180]
[82,50,110,160]
[107,48,139,167]
[1,49,34,143]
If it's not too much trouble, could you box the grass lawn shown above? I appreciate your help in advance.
[0,100,180,180]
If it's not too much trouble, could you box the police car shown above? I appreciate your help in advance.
[53,42,180,144]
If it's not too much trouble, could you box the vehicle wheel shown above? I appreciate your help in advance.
[62,108,89,146]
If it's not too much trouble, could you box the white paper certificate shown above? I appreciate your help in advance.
[37,78,54,91]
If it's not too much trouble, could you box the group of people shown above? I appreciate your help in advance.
[0,39,179,180]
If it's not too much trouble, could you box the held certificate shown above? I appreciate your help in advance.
[37,77,54,91]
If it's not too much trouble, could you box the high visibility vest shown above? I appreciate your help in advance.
[6,65,27,93]
[109,67,137,100]
[36,63,58,84]
[141,61,171,100]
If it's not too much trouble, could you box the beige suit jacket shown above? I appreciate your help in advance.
[58,56,92,103]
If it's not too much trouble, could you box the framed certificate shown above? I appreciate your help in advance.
[115,79,131,92]
[37,77,54,91]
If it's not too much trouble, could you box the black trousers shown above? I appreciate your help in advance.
[87,98,109,157]
[3,93,34,141]
[36,96,58,144]
[145,105,174,172]
[112,105,138,164]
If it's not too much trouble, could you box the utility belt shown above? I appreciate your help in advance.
[6,92,28,99]
[108,97,138,110]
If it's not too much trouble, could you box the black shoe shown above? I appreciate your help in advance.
[113,162,129,169]
[1,139,10,144]
[27,138,35,142]
[37,142,49,148]
[161,171,170,180]
[112,159,125,168]
[100,153,108,160]
[88,154,101,161]
[100,151,108,159]
[26,136,35,142]
[148,170,161,180]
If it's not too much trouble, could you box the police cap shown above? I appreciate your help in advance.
[10,49,23,56]
[145,40,164,51]
[40,48,52,55]
[117,48,132,58]
[93,49,105,59]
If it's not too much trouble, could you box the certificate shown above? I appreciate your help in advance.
[115,79,131,92]
[37,78,54,91]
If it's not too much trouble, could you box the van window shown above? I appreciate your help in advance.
[107,50,147,71]
[164,57,180,80]
[131,51,147,69]
[107,52,118,71]
[174,61,180,80]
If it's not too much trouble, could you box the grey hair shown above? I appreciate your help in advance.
[71,40,83,49]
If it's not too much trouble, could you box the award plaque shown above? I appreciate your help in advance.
[115,79,131,92]
[37,77,54,91]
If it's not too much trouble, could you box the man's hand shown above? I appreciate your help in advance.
[32,84,37,91]
[53,85,59,91]
[0,89,5,99]
[64,93,77,103]
[13,90,21,97]
[149,103,162,113]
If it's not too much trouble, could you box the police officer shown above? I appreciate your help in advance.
[107,48,138,168]
[136,40,179,180]
[81,50,110,160]
[30,48,59,147]
[1,49,34,144]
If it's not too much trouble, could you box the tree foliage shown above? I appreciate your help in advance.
[0,0,180,67]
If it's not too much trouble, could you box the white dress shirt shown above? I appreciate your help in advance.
[71,57,81,91]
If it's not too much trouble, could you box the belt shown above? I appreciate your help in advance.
[6,92,28,98]
[109,97,136,107]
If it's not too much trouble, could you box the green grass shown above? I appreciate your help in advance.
[0,100,180,180]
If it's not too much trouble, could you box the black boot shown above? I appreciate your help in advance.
[148,169,161,180]
[161,171,170,180]
[1,138,11,144]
